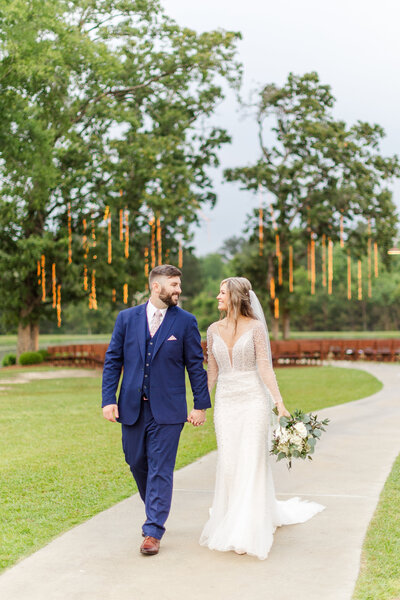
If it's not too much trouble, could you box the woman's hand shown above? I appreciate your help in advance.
[277,403,290,418]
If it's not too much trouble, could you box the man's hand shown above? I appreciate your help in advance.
[103,404,119,422]
[187,409,206,427]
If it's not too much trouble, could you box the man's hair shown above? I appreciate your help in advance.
[149,264,182,287]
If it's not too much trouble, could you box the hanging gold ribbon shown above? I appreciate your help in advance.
[347,253,352,300]
[328,238,333,295]
[289,245,294,292]
[52,263,56,308]
[358,260,362,300]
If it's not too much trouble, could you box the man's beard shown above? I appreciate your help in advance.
[159,288,180,307]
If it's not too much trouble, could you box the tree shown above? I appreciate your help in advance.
[225,72,400,337]
[0,0,241,353]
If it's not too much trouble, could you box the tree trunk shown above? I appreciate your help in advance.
[361,301,367,331]
[17,321,39,356]
[271,317,279,340]
[282,311,290,340]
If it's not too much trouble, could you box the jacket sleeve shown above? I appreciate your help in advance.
[102,311,124,407]
[183,315,212,410]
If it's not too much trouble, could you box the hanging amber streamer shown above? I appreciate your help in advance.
[156,216,162,265]
[307,241,311,280]
[150,218,156,268]
[178,239,183,269]
[103,205,110,221]
[322,234,327,287]
[278,251,283,286]
[124,209,129,258]
[270,277,275,300]
[274,297,279,319]
[347,253,352,300]
[37,260,41,286]
[41,254,46,301]
[108,216,112,264]
[123,283,128,305]
[57,284,62,328]
[144,247,149,278]
[119,209,123,241]
[374,242,379,278]
[367,237,372,298]
[82,219,88,258]
[340,214,344,248]
[289,245,294,292]
[310,238,316,295]
[112,288,116,303]
[357,260,362,300]
[83,264,88,291]
[52,263,56,308]
[275,233,280,256]
[91,217,97,260]
[328,238,333,295]
[165,248,170,261]
[67,203,72,264]
[89,270,97,310]
[258,208,263,256]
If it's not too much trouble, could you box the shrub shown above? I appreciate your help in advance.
[2,353,17,367]
[18,351,44,366]
[38,349,50,361]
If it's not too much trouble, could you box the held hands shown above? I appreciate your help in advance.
[102,404,119,422]
[187,409,206,427]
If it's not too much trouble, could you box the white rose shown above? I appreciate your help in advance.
[294,422,308,438]
[289,432,304,450]
[275,426,289,443]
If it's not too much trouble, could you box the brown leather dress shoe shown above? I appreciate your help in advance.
[140,536,160,555]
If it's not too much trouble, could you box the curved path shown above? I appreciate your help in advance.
[1,362,399,600]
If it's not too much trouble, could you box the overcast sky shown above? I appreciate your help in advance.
[161,0,400,255]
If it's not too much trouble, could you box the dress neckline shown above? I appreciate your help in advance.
[214,328,253,369]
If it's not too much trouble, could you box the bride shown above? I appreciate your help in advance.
[199,277,324,560]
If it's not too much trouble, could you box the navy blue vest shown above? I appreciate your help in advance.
[141,319,161,399]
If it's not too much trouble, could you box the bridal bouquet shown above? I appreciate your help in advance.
[270,409,329,470]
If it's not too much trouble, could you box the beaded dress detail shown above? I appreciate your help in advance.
[199,320,324,560]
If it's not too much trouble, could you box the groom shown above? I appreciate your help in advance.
[102,264,211,556]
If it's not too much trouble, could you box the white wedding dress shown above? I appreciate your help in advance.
[199,319,324,560]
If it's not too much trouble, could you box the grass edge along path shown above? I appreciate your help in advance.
[352,452,400,600]
[0,366,382,572]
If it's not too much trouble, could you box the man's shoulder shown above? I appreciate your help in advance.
[173,306,197,322]
[118,304,146,320]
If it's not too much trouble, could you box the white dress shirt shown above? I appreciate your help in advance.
[146,300,167,331]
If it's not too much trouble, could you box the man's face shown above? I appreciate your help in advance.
[158,276,182,307]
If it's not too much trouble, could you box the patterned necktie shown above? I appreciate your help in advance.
[150,309,163,337]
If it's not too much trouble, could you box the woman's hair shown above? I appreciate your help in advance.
[220,277,257,327]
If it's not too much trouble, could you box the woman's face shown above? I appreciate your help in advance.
[217,282,229,312]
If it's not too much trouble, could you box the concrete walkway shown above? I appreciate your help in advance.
[1,362,399,600]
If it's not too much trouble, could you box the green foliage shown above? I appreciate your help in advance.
[18,352,44,366]
[0,0,241,346]
[224,72,400,335]
[2,353,16,366]
[37,349,50,361]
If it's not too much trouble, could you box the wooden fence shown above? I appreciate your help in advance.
[47,338,400,368]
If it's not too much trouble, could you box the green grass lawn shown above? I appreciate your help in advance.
[0,366,382,571]
[352,453,400,600]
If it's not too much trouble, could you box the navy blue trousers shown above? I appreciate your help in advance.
[121,399,183,540]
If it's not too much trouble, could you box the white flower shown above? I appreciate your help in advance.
[275,426,289,443]
[294,422,308,438]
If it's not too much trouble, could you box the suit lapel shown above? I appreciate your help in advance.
[135,303,147,362]
[152,306,178,361]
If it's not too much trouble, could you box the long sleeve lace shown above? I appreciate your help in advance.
[206,324,219,392]
[253,321,284,406]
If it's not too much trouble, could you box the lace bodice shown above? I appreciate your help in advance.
[206,320,284,406]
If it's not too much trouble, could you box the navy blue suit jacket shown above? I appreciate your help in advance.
[102,303,211,425]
